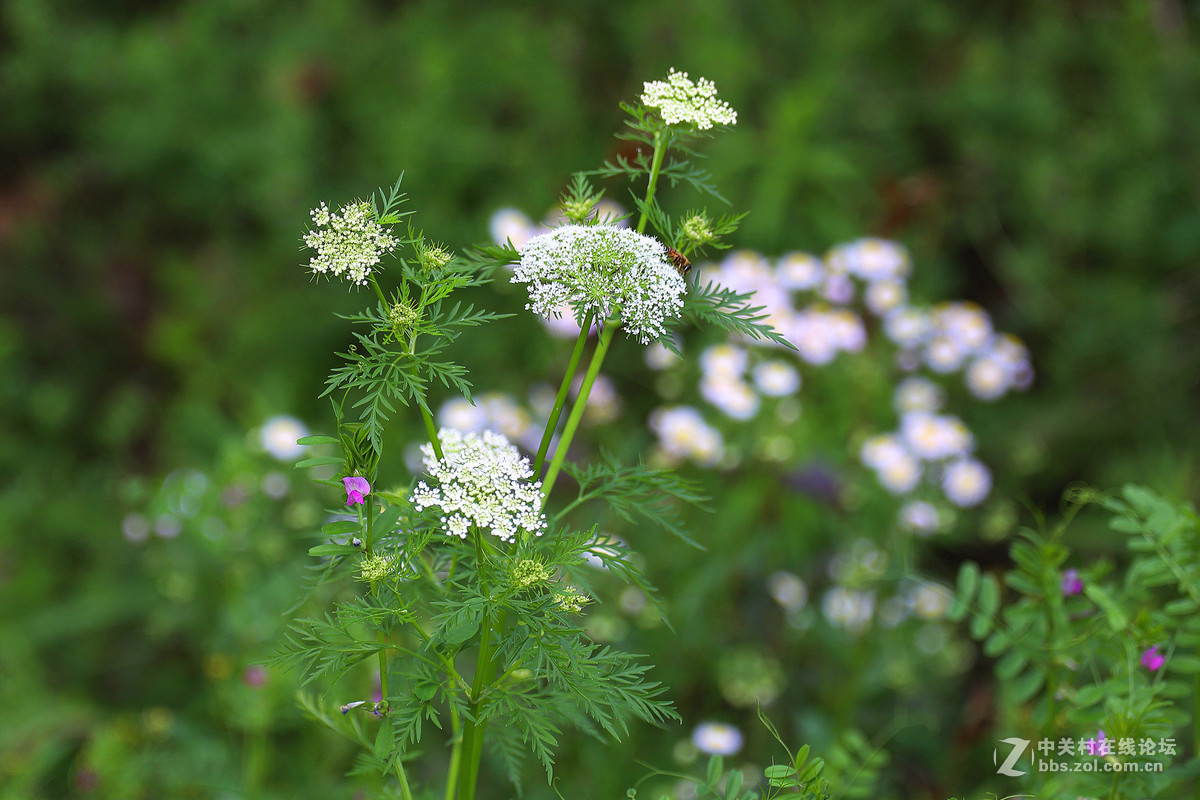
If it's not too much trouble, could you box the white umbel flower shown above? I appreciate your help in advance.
[411,429,546,542]
[303,200,398,286]
[640,68,738,130]
[513,224,685,344]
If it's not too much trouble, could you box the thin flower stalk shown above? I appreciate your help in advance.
[533,315,594,475]
[541,320,618,500]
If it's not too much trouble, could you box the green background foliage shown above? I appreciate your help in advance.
[3,0,1199,797]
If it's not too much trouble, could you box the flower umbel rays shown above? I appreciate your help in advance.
[343,476,371,506]
[303,200,398,286]
[410,429,546,542]
[641,69,738,130]
[513,224,686,344]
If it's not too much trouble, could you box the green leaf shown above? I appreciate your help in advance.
[957,562,980,605]
[797,757,824,783]
[1083,584,1128,631]
[1168,656,1200,674]
[374,716,395,759]
[308,544,361,558]
[296,456,345,468]
[725,769,743,800]
[706,756,723,788]
[995,650,1027,681]
[1165,598,1199,615]
[1074,685,1105,708]
[296,435,340,445]
[1010,667,1045,703]
[443,617,479,646]
[764,765,796,786]
[323,520,361,536]
[375,504,404,537]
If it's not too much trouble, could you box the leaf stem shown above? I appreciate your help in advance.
[534,315,594,476]
[637,130,667,234]
[421,404,445,461]
[540,320,618,500]
[396,759,415,800]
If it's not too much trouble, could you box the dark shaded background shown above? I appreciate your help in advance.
[3,1,1199,798]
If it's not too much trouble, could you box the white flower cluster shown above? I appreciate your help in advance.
[410,429,546,542]
[821,587,877,636]
[648,406,724,466]
[700,242,1032,401]
[860,380,992,508]
[513,224,686,344]
[698,342,801,421]
[652,240,1028,519]
[303,201,398,286]
[438,393,540,453]
[640,69,738,130]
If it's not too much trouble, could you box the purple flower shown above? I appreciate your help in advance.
[1061,569,1083,596]
[1084,729,1108,756]
[343,476,371,506]
[1141,645,1165,671]
[242,665,268,689]
[340,700,367,715]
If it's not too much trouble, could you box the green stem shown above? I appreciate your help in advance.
[396,760,415,800]
[1194,660,1199,800]
[540,321,618,500]
[370,277,389,308]
[421,402,445,461]
[637,130,667,234]
[454,530,504,800]
[443,707,462,800]
[533,316,594,476]
[242,726,268,796]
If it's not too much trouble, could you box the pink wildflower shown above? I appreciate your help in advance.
[1141,645,1165,671]
[1084,729,1108,756]
[1061,569,1083,596]
[343,476,370,506]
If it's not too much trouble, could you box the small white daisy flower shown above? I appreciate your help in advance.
[649,406,724,466]
[864,279,908,315]
[965,355,1011,400]
[410,429,546,542]
[644,339,682,370]
[822,587,876,636]
[641,69,738,130]
[767,571,808,612]
[700,343,750,378]
[692,722,744,756]
[884,307,933,348]
[752,360,801,397]
[942,458,992,507]
[910,582,953,620]
[513,224,686,344]
[899,500,941,536]
[303,200,398,286]
[259,416,309,461]
[700,374,760,420]
[893,376,945,413]
[776,251,824,291]
[488,207,539,249]
[900,411,974,461]
[878,452,923,494]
